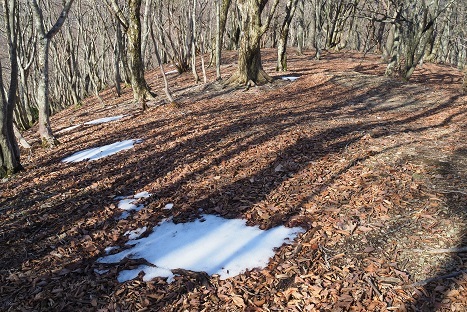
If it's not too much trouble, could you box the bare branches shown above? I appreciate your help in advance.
[104,0,129,30]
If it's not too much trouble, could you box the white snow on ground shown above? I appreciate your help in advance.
[124,227,147,240]
[57,115,127,135]
[84,115,125,125]
[61,139,142,163]
[56,125,81,134]
[164,203,174,210]
[97,215,304,283]
[281,76,300,82]
[115,191,152,220]
[164,70,179,75]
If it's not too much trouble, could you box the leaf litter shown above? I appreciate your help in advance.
[0,49,466,311]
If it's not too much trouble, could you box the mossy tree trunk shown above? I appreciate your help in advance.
[128,0,154,108]
[106,0,155,109]
[228,0,280,86]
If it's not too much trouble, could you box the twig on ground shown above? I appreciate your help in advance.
[366,276,383,300]
[412,246,467,254]
[410,270,467,287]
[433,189,467,196]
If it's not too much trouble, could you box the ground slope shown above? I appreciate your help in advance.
[1,49,466,311]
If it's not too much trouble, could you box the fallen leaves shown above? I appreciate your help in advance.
[0,49,466,311]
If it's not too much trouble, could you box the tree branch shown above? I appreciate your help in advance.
[104,0,129,30]
[45,0,75,39]
[260,0,280,35]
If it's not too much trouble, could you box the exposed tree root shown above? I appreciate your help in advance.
[225,68,273,88]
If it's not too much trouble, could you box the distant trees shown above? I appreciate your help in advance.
[1,0,466,178]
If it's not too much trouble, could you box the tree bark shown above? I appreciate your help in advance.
[214,0,232,80]
[106,0,155,109]
[1,0,22,178]
[276,0,300,72]
[228,0,280,86]
[31,0,74,147]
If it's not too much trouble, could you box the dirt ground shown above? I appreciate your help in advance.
[1,49,466,311]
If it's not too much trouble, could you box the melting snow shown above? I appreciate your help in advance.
[115,191,152,220]
[84,115,125,125]
[57,125,81,134]
[105,246,117,254]
[164,70,179,75]
[125,227,147,240]
[97,215,304,283]
[61,139,142,163]
[281,76,300,82]
[164,203,174,210]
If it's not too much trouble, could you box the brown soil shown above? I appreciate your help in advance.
[1,49,466,311]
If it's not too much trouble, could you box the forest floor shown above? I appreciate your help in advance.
[1,49,466,311]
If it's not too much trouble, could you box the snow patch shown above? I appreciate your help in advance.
[97,215,304,282]
[61,139,142,163]
[84,115,125,125]
[164,203,174,210]
[164,70,179,75]
[125,227,147,240]
[114,191,152,220]
[281,76,300,82]
[56,125,81,134]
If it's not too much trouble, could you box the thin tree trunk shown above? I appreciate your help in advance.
[296,0,304,55]
[150,22,175,105]
[36,37,56,146]
[277,0,299,72]
[0,0,22,177]
[31,0,74,147]
[215,0,232,80]
[215,0,222,79]
[114,19,122,97]
[191,0,199,83]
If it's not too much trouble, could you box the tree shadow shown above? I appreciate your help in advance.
[1,51,466,310]
[409,147,467,311]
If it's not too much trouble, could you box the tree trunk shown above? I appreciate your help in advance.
[31,0,74,147]
[106,0,155,108]
[191,0,199,83]
[128,0,154,109]
[1,0,22,178]
[36,37,57,146]
[277,0,299,72]
[228,0,280,86]
[214,0,232,80]
[296,0,304,55]
[462,70,467,94]
[114,18,123,97]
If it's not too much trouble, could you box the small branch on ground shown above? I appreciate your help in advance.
[412,246,467,254]
[410,270,467,287]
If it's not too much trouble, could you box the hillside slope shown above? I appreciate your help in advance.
[1,49,466,311]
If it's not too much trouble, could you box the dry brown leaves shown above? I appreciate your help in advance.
[1,49,466,311]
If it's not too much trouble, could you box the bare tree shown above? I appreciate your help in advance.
[276,0,300,72]
[227,0,280,86]
[215,0,232,80]
[105,0,155,109]
[0,0,22,177]
[31,0,74,146]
